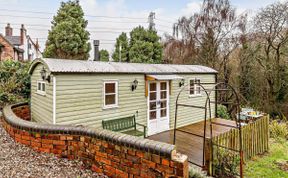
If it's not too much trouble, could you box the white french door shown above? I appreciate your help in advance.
[147,81,169,136]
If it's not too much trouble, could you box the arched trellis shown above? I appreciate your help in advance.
[173,82,243,178]
[173,82,212,168]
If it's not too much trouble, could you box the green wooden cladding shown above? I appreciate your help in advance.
[102,115,147,137]
[30,62,216,133]
[30,64,53,124]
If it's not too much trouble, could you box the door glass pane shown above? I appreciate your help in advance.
[149,92,156,100]
[160,82,167,90]
[150,83,156,91]
[150,102,157,110]
[160,101,166,109]
[105,94,116,105]
[160,91,167,99]
[161,109,167,117]
[105,83,115,93]
[150,111,156,120]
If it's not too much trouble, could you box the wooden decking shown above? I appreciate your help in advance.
[147,118,237,166]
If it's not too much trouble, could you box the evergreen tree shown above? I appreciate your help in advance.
[112,26,163,63]
[112,32,129,62]
[99,49,109,61]
[129,26,162,63]
[43,0,91,60]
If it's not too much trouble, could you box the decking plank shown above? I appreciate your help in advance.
[147,118,236,166]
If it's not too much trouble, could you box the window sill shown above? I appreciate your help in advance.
[35,92,46,96]
[189,94,202,98]
[102,105,119,110]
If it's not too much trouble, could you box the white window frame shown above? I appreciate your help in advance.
[189,78,201,97]
[103,80,118,109]
[36,80,46,96]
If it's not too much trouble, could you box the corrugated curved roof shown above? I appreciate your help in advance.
[29,58,218,74]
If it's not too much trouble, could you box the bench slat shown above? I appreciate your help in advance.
[102,115,146,137]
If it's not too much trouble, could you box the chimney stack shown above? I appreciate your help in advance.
[93,40,100,61]
[20,24,26,45]
[5,23,13,36]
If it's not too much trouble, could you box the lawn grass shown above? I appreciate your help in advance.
[245,139,288,178]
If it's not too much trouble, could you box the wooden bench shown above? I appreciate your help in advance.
[102,115,147,137]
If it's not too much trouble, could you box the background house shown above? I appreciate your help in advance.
[0,23,42,61]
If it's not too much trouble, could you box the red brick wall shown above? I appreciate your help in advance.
[0,36,14,60]
[2,104,189,178]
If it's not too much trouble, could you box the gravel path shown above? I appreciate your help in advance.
[0,113,107,178]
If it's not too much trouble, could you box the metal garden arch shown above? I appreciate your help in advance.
[173,81,243,177]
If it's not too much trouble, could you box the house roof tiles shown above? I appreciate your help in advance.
[5,36,21,46]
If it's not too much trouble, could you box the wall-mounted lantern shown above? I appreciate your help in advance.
[40,67,51,83]
[179,79,185,87]
[131,79,138,91]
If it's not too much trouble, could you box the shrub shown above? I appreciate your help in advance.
[189,167,206,178]
[0,59,30,108]
[269,120,288,140]
[217,105,230,120]
[213,147,240,178]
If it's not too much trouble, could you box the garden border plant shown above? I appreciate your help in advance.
[0,59,30,108]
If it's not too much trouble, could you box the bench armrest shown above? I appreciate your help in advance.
[136,123,147,138]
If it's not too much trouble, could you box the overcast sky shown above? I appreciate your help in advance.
[0,0,284,59]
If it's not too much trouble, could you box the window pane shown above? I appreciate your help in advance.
[161,91,167,99]
[150,111,156,120]
[160,82,167,90]
[149,92,156,100]
[190,80,195,95]
[190,80,194,86]
[161,109,167,117]
[105,83,115,94]
[150,83,156,91]
[150,102,157,110]
[196,86,201,94]
[38,83,41,90]
[190,88,194,95]
[105,94,116,105]
[42,83,45,92]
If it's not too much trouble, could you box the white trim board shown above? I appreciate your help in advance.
[53,76,56,124]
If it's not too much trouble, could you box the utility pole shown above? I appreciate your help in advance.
[148,12,156,31]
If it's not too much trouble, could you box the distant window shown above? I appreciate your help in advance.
[103,81,118,108]
[37,81,46,95]
[28,43,32,49]
[189,79,201,95]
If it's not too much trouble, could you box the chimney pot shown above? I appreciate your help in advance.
[93,40,100,61]
[5,23,13,36]
[20,24,26,45]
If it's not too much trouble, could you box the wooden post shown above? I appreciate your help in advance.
[240,150,244,178]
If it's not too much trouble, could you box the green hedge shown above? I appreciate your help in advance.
[0,59,30,108]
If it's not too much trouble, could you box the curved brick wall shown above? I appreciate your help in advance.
[1,103,188,178]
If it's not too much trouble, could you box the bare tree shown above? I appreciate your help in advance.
[166,0,246,85]
[163,17,198,64]
[253,1,288,111]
